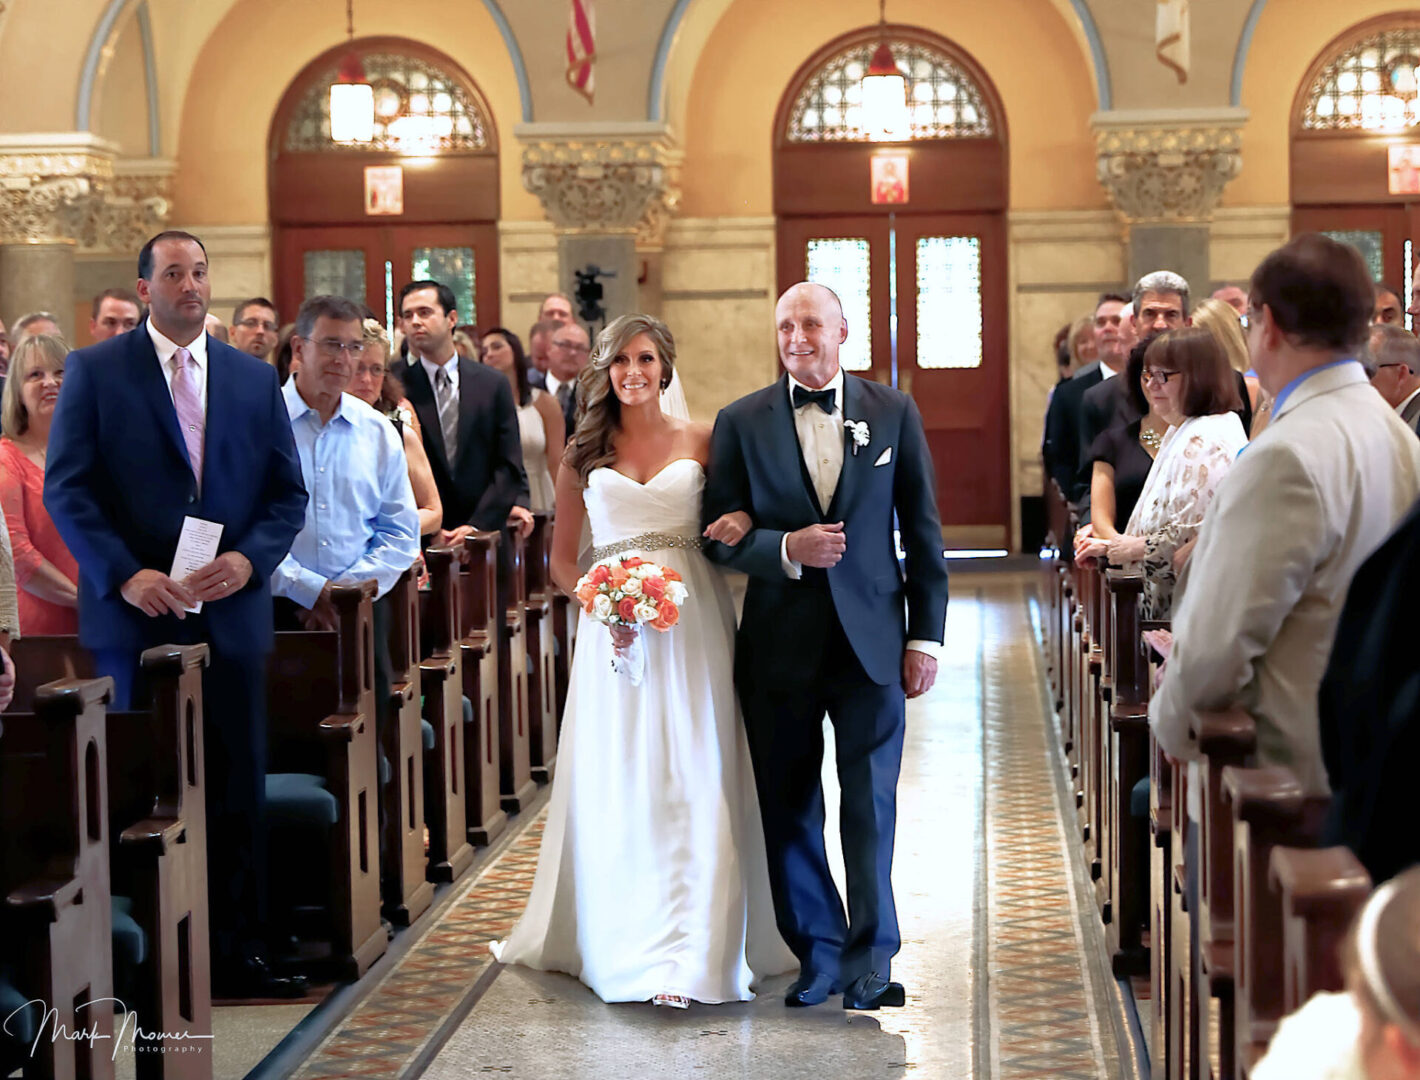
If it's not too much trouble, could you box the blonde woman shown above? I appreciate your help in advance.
[1194,296,1268,434]
[491,313,793,1009]
[346,319,442,537]
[0,333,79,633]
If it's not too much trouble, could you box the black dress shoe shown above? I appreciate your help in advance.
[214,955,308,999]
[784,972,842,1007]
[842,972,905,1010]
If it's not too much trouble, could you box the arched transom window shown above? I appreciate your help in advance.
[1302,24,1420,131]
[786,39,995,142]
[285,52,492,153]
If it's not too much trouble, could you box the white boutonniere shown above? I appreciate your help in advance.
[845,418,871,455]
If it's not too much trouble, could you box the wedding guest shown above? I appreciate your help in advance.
[347,318,443,537]
[1192,296,1258,433]
[1151,233,1420,798]
[1068,313,1097,373]
[204,313,229,344]
[1374,281,1405,326]
[1211,283,1249,316]
[12,312,60,343]
[1367,324,1420,436]
[0,334,79,633]
[1077,328,1246,617]
[539,293,574,330]
[453,326,479,362]
[230,298,279,362]
[0,501,18,693]
[479,327,561,513]
[89,288,142,342]
[273,322,296,384]
[1075,337,1167,552]
[526,320,553,387]
[547,321,593,440]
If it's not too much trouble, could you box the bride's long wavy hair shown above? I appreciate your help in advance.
[566,313,678,486]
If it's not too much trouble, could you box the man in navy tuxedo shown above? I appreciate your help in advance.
[702,282,949,1010]
[45,230,308,998]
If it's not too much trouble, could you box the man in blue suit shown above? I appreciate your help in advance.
[702,282,949,1010]
[45,230,309,998]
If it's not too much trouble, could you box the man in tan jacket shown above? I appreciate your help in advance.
[1151,233,1420,796]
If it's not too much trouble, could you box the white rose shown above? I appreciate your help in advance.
[591,594,614,621]
[631,564,656,579]
[635,600,659,623]
[666,581,688,606]
[621,577,643,598]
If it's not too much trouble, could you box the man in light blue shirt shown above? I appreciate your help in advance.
[272,295,419,628]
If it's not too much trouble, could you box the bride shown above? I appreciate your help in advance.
[491,314,794,1008]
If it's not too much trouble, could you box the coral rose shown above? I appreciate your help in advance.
[621,556,645,569]
[617,597,638,623]
[642,576,666,602]
[575,584,597,611]
[661,567,683,583]
[589,565,611,586]
[608,565,631,588]
[650,599,679,631]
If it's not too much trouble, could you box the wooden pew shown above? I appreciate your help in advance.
[382,564,434,925]
[458,530,507,846]
[498,529,537,814]
[1191,707,1258,1080]
[1221,766,1328,1077]
[9,641,214,1080]
[420,547,475,882]
[524,512,558,784]
[1104,570,1150,976]
[0,674,116,1080]
[1270,846,1371,1014]
[267,582,386,979]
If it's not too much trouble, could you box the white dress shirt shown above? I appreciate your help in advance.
[545,371,565,399]
[148,320,209,414]
[777,368,940,661]
[419,351,460,399]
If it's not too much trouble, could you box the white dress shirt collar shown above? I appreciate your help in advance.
[419,351,459,393]
[147,319,209,371]
[1099,359,1121,381]
[1397,384,1420,418]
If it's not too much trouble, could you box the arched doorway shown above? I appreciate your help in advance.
[269,37,501,329]
[1291,15,1420,326]
[774,27,1010,548]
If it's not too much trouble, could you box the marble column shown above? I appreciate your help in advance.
[520,126,681,330]
[0,135,173,340]
[1092,109,1246,294]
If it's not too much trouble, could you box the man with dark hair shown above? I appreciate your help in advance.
[231,297,280,362]
[45,229,308,998]
[1152,232,1420,798]
[397,279,530,550]
[90,288,142,341]
[1374,281,1405,326]
[1042,291,1131,508]
[525,320,553,388]
[1367,323,1420,435]
[272,294,417,629]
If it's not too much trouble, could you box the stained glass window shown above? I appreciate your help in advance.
[1303,26,1420,131]
[805,238,872,372]
[915,237,982,370]
[787,40,993,142]
[412,247,476,323]
[286,53,491,153]
[304,250,366,303]
[1323,230,1385,282]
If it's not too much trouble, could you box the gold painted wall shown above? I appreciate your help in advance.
[1229,0,1413,207]
[93,16,151,157]
[0,0,105,132]
[676,0,1106,217]
[166,0,537,226]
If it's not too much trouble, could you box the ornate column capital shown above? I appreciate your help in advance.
[1091,108,1247,224]
[517,123,682,249]
[0,134,172,249]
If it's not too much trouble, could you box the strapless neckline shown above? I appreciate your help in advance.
[600,457,705,488]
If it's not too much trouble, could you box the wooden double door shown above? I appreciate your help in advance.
[1293,204,1420,327]
[275,223,499,332]
[778,212,1009,548]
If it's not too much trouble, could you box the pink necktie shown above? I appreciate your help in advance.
[171,347,204,487]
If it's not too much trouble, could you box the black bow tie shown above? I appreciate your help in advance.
[792,385,836,414]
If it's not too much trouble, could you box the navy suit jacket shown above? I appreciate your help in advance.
[702,374,949,687]
[44,324,307,654]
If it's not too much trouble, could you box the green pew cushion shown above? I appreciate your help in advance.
[422,719,436,751]
[266,772,340,828]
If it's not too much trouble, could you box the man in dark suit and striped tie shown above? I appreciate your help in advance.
[544,320,592,439]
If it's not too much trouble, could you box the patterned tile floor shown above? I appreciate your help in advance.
[283,576,1124,1079]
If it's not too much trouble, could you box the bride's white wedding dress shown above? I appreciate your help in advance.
[491,458,794,1003]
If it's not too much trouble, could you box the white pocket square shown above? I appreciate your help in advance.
[874,446,893,467]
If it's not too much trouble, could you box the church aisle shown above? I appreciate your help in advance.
[285,574,1123,1079]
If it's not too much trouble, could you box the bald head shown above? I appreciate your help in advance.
[775,281,848,388]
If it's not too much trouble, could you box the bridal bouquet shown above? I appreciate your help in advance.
[574,557,689,684]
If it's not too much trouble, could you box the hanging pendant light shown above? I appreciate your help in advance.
[861,0,909,141]
[329,0,374,144]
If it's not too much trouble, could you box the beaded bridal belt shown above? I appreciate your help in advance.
[590,532,703,563]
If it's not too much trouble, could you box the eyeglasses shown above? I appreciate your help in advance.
[354,363,387,378]
[553,340,590,354]
[236,318,279,333]
[1141,368,1180,386]
[301,337,367,358]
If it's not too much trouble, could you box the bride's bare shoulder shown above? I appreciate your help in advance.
[674,419,713,462]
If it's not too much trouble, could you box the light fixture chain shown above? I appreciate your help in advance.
[346,0,354,41]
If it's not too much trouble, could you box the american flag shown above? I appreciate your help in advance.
[567,0,596,102]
